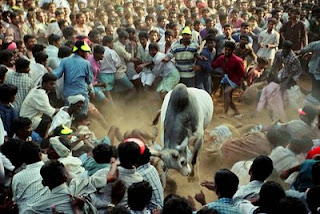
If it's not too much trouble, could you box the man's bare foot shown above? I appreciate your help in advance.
[219,114,228,119]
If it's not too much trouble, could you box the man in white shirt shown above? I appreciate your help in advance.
[20,73,58,138]
[99,36,121,93]
[12,142,50,213]
[29,51,49,86]
[45,34,61,70]
[257,19,280,67]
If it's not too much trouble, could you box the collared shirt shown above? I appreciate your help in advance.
[137,163,164,210]
[45,45,60,69]
[20,87,56,129]
[12,161,50,213]
[271,50,302,82]
[257,29,280,60]
[167,40,199,78]
[137,43,152,63]
[29,62,48,86]
[100,46,121,74]
[5,71,34,111]
[212,54,245,86]
[152,52,177,77]
[280,20,307,51]
[74,24,92,36]
[206,198,241,214]
[25,174,106,214]
[21,22,43,37]
[53,54,93,98]
[233,180,264,201]
[300,41,320,80]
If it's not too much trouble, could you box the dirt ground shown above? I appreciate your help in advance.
[91,77,311,209]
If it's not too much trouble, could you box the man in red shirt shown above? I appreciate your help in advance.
[212,41,245,118]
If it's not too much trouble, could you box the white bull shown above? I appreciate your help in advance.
[152,84,214,183]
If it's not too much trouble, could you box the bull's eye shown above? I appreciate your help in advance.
[180,159,186,166]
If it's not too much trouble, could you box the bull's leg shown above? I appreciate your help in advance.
[188,137,202,182]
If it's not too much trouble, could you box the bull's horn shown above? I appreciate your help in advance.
[176,137,188,151]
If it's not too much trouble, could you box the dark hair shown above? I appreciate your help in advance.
[137,146,151,166]
[93,45,105,54]
[108,206,131,214]
[277,197,308,214]
[205,18,213,24]
[92,144,113,164]
[307,186,320,214]
[312,162,320,185]
[257,57,269,65]
[165,29,174,37]
[291,7,301,15]
[163,195,193,214]
[40,160,67,189]
[0,84,18,103]
[73,113,88,125]
[258,181,286,213]
[15,58,30,72]
[250,156,273,181]
[214,169,239,198]
[240,34,250,41]
[0,50,14,65]
[149,43,159,51]
[62,27,75,38]
[58,46,72,58]
[34,51,48,64]
[138,31,149,39]
[128,181,153,211]
[219,13,228,22]
[48,34,61,45]
[42,73,57,84]
[1,138,24,168]
[118,30,129,39]
[266,126,290,146]
[20,141,41,164]
[23,34,36,43]
[118,142,140,168]
[102,35,113,46]
[223,23,232,29]
[0,66,8,81]
[196,208,219,214]
[88,29,101,39]
[12,117,32,134]
[32,44,45,57]
[268,18,278,24]
[224,41,236,49]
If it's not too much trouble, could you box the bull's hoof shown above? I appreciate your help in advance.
[187,175,199,183]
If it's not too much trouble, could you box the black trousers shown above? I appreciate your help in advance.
[35,114,52,138]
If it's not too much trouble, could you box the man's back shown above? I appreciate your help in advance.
[53,54,93,97]
[206,198,241,214]
[12,161,50,213]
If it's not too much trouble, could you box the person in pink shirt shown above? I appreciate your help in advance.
[229,9,244,31]
[88,45,113,104]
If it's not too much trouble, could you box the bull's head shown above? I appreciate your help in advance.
[151,137,194,176]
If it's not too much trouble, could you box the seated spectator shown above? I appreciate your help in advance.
[233,155,273,201]
[196,169,241,213]
[276,197,308,214]
[4,58,33,111]
[307,186,320,214]
[128,180,153,214]
[81,144,114,176]
[12,117,42,143]
[20,73,59,138]
[136,139,164,210]
[25,159,117,213]
[163,194,193,214]
[0,84,18,137]
[255,181,286,213]
[12,141,49,213]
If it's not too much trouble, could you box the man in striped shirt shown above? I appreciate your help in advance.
[165,26,205,87]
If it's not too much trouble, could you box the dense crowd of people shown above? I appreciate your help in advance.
[1,0,320,213]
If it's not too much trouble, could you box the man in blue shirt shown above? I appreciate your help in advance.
[53,40,93,113]
[195,169,241,214]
